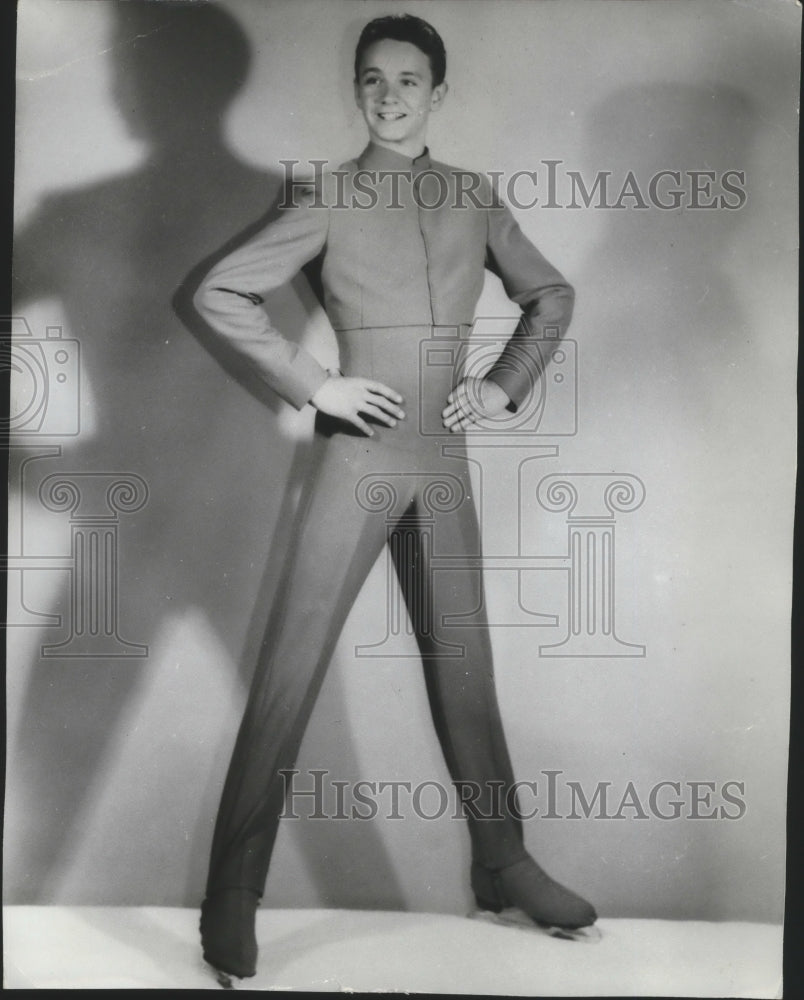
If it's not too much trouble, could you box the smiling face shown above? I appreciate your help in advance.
[355,39,448,158]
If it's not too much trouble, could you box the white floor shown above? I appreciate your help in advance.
[3,906,783,995]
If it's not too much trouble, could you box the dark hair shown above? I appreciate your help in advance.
[354,14,447,87]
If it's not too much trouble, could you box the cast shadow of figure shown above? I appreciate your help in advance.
[9,0,404,913]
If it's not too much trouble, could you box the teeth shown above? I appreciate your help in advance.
[378,113,405,120]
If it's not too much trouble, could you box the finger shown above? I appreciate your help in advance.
[448,375,472,400]
[447,383,468,403]
[365,380,404,404]
[452,396,476,424]
[366,392,405,420]
[346,413,374,436]
[360,403,398,427]
[451,397,476,419]
[462,383,483,413]
[444,398,473,421]
[453,397,480,427]
[454,385,473,411]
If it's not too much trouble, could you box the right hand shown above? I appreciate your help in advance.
[310,374,405,437]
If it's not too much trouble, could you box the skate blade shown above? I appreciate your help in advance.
[470,906,602,943]
[203,961,241,989]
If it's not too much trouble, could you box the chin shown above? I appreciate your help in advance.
[372,116,407,129]
[372,130,407,144]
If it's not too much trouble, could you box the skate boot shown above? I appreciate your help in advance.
[200,888,260,985]
[471,855,600,942]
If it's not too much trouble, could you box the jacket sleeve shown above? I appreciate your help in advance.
[482,190,575,411]
[193,183,330,410]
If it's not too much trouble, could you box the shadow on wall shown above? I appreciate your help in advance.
[8,0,404,911]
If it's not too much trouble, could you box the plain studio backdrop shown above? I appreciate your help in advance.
[7,0,797,930]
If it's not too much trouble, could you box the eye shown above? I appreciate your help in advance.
[362,75,380,86]
[402,79,418,86]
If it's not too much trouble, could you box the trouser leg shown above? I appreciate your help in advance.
[205,435,410,897]
[390,464,526,870]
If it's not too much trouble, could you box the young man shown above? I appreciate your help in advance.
[193,13,597,981]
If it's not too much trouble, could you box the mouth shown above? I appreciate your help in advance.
[376,112,406,121]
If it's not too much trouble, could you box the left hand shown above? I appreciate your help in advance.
[441,376,511,432]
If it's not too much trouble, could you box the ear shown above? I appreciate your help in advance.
[354,80,362,109]
[430,81,448,112]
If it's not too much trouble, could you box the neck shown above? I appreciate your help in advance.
[370,137,427,160]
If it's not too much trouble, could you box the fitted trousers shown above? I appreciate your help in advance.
[205,328,528,898]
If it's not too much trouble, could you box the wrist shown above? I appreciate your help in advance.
[311,369,342,408]
[483,375,515,413]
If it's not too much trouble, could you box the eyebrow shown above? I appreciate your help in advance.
[360,67,424,79]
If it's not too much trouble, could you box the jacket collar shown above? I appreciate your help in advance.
[357,142,432,174]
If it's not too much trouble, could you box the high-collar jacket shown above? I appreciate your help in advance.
[193,143,575,411]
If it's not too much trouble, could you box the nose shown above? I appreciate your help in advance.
[379,81,399,103]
